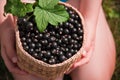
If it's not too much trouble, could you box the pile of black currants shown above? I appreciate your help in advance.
[17,6,84,65]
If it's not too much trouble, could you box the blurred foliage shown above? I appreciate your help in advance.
[103,0,120,19]
[0,56,14,80]
[103,0,120,80]
[0,0,120,80]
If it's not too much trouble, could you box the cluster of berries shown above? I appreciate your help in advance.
[17,6,83,64]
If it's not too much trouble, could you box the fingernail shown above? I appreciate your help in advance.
[12,57,17,63]
[82,49,87,57]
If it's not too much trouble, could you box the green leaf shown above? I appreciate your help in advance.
[4,0,33,17]
[33,5,69,32]
[38,0,59,9]
[25,4,34,13]
[34,7,48,32]
[46,5,69,26]
[4,0,19,14]
[10,3,26,17]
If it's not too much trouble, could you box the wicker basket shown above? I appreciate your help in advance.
[16,2,86,80]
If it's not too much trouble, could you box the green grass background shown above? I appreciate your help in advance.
[0,0,120,80]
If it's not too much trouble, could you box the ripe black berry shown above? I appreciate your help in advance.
[48,36,56,42]
[23,45,29,51]
[65,48,69,52]
[74,20,79,25]
[78,29,83,35]
[17,18,27,25]
[48,58,56,64]
[64,22,69,27]
[41,40,48,46]
[70,13,75,19]
[58,51,64,56]
[38,33,43,39]
[26,38,32,43]
[36,43,42,48]
[76,23,82,28]
[62,38,68,44]
[28,48,34,54]
[43,33,50,39]
[73,44,79,49]
[63,28,69,34]
[66,53,72,58]
[26,22,33,29]
[71,28,77,33]
[29,43,35,48]
[38,53,43,59]
[72,34,78,39]
[75,15,79,20]
[50,31,56,36]
[33,38,38,43]
[58,27,63,35]
[32,53,39,59]
[69,18,74,24]
[59,55,67,62]
[42,58,47,62]
[51,49,57,55]
[52,42,58,48]
[21,37,26,42]
[22,42,27,46]
[43,51,51,58]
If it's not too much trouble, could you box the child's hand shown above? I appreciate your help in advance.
[65,0,96,74]
[0,0,36,75]
[74,21,96,66]
[0,15,27,75]
[65,25,95,74]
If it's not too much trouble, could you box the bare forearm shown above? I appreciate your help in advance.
[79,0,102,27]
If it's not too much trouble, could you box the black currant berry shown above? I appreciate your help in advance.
[59,55,67,62]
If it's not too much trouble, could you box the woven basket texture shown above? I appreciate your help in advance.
[16,2,86,80]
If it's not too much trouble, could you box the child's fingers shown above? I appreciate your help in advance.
[1,45,27,75]
[74,44,94,68]
[65,42,94,74]
[3,28,17,63]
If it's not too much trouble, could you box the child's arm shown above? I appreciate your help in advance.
[79,0,102,29]
[73,0,103,67]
